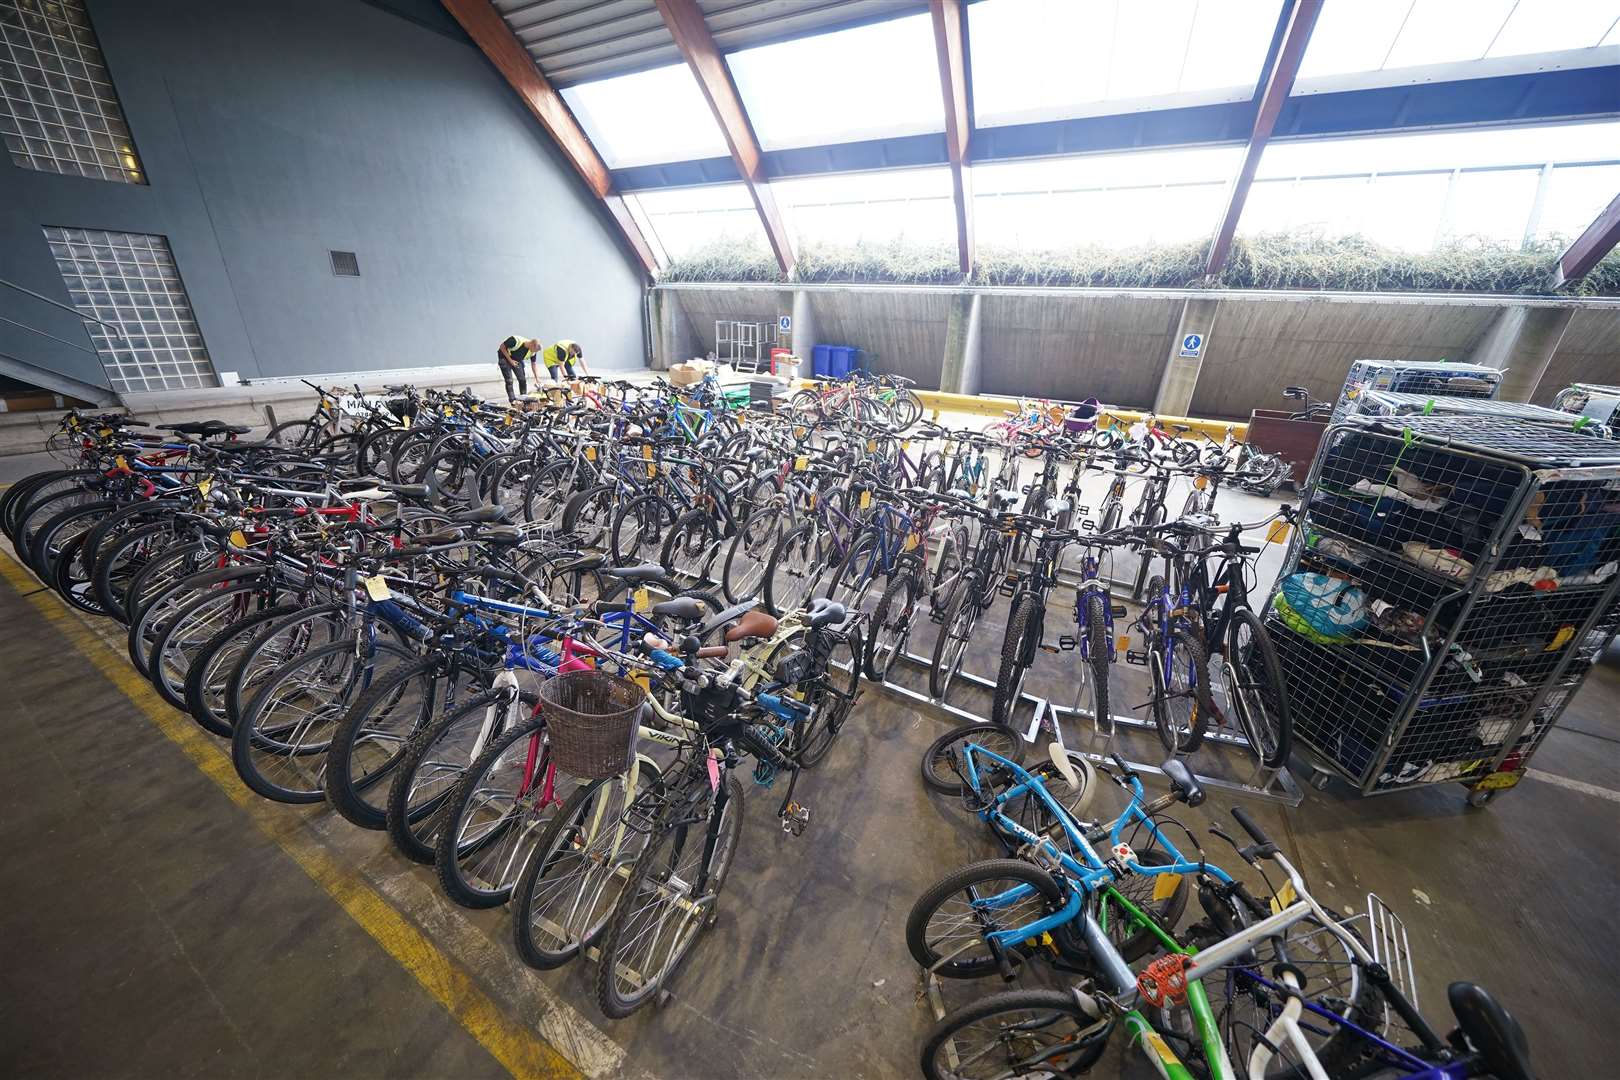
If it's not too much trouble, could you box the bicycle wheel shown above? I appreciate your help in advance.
[49,535,104,615]
[1130,504,1165,600]
[789,624,862,769]
[1075,591,1113,736]
[266,418,322,448]
[928,577,980,701]
[521,459,577,526]
[594,771,744,1018]
[721,502,787,602]
[223,604,349,732]
[560,483,615,550]
[920,721,1026,796]
[929,526,967,617]
[232,640,411,803]
[906,859,1066,979]
[435,717,572,908]
[324,658,446,830]
[1225,608,1292,768]
[990,594,1039,728]
[91,520,179,620]
[920,989,1110,1080]
[610,493,678,566]
[866,571,918,681]
[511,762,663,969]
[1151,627,1211,754]
[386,687,533,864]
[763,521,825,617]
[825,528,884,610]
[1098,848,1190,962]
[183,602,302,736]
[148,582,266,710]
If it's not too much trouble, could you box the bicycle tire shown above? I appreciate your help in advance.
[906,858,1065,978]
[1151,627,1211,754]
[866,571,918,681]
[511,761,664,970]
[990,593,1038,727]
[920,988,1110,1080]
[928,576,980,701]
[183,602,303,737]
[1078,590,1112,734]
[920,721,1026,796]
[1226,607,1292,768]
[593,773,744,1018]
[324,657,445,830]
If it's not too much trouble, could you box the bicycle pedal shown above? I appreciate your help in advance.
[1056,635,1077,651]
[1124,650,1149,666]
[780,802,810,836]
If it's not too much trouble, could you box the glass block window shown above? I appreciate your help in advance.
[0,0,144,183]
[44,227,217,393]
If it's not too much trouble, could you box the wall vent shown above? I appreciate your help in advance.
[330,250,360,276]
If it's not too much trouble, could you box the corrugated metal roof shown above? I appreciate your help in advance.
[492,0,927,87]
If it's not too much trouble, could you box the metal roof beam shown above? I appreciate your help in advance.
[1551,192,1620,289]
[440,0,658,274]
[654,0,796,274]
[1203,0,1322,279]
[930,0,973,277]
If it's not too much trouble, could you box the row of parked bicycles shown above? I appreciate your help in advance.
[7,398,868,1019]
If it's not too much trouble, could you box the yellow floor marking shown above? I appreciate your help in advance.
[0,550,582,1080]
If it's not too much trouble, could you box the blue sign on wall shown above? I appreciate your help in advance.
[1179,332,1204,358]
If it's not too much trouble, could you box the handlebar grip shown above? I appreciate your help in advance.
[387,545,429,559]
[1231,807,1277,853]
[591,599,634,614]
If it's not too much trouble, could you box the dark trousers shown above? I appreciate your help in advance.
[498,360,527,400]
[546,361,576,381]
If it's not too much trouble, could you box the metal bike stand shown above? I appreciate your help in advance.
[1025,697,1303,807]
[882,647,1304,807]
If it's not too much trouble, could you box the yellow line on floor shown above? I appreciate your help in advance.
[0,551,582,1080]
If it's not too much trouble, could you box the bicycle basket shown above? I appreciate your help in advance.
[539,671,645,780]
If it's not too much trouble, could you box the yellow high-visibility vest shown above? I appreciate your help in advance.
[542,340,578,368]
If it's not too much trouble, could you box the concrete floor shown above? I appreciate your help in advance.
[2,462,1618,1078]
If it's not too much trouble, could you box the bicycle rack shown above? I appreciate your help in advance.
[879,645,1304,807]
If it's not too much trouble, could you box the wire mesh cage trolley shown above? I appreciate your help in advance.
[1331,360,1502,427]
[1264,415,1620,801]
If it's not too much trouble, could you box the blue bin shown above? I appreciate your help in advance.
[829,346,854,379]
[812,344,832,379]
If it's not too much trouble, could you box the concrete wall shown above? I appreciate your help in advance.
[979,293,1179,404]
[1535,308,1620,404]
[1187,299,1498,419]
[0,0,646,398]
[655,284,1620,417]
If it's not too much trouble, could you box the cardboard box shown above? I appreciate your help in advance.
[669,362,703,387]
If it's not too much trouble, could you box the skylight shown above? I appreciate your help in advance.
[726,14,943,152]
[1258,121,1620,178]
[625,184,767,265]
[773,168,957,251]
[1297,0,1620,82]
[560,63,729,170]
[969,0,1284,127]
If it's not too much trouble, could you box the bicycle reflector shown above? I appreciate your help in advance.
[1138,953,1191,1008]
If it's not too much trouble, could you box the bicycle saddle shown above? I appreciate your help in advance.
[415,527,464,546]
[724,609,778,642]
[993,489,1020,508]
[946,487,973,500]
[807,598,847,629]
[605,563,667,583]
[381,483,430,499]
[476,525,522,544]
[160,419,251,436]
[651,596,709,622]
[451,504,509,524]
[553,553,604,573]
[1449,983,1534,1080]
[1047,497,1072,514]
[1160,759,1205,807]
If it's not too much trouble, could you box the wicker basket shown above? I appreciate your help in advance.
[540,671,645,780]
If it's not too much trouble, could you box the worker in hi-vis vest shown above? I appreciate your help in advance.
[496,335,539,401]
[541,340,587,381]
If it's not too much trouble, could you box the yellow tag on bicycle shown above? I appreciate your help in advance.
[363,575,392,602]
[1194,474,1208,491]
[197,477,212,497]
[1266,521,1292,544]
[808,491,818,509]
[902,440,911,451]
[1152,872,1182,901]
[443,405,454,416]
[904,534,919,552]
[1117,635,1131,653]
[795,455,808,471]
[859,490,872,510]
[402,414,413,427]
[647,463,657,478]
[97,426,112,437]
[585,445,597,461]
[633,586,651,613]
[1270,880,1298,916]
[228,529,249,549]
[642,444,653,460]
[114,455,128,470]
[866,439,877,452]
